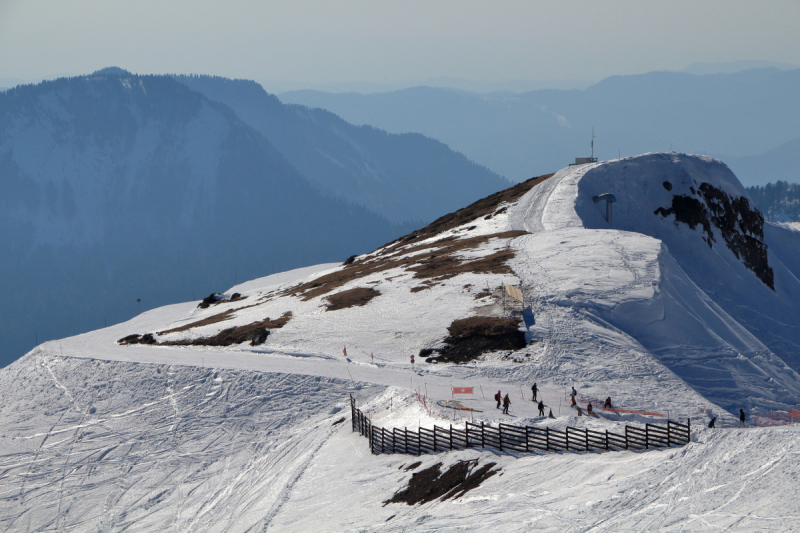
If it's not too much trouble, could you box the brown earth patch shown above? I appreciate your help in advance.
[473,289,492,300]
[160,312,292,347]
[431,316,526,364]
[324,287,381,311]
[410,285,431,293]
[385,460,499,506]
[158,309,237,335]
[157,298,265,335]
[120,312,292,347]
[282,230,527,302]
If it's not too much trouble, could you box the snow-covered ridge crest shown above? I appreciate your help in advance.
[101,153,800,417]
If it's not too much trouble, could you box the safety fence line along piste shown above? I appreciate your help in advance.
[350,396,691,456]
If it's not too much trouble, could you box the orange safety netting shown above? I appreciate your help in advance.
[602,407,665,417]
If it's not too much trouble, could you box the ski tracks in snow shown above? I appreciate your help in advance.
[0,354,363,532]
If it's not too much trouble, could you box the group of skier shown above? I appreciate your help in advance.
[497,382,752,429]
[492,383,553,418]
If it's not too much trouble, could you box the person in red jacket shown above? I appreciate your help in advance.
[495,391,502,409]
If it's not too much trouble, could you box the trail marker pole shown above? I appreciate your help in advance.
[137,298,141,315]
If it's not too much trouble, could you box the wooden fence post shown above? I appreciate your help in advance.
[566,427,570,451]
[465,422,470,448]
[585,428,589,451]
[405,427,408,454]
[605,430,609,450]
[481,422,485,448]
[687,418,691,443]
[433,427,437,452]
[418,430,421,456]
[645,425,649,449]
[525,427,530,452]
[449,424,453,450]
[546,427,550,451]
[624,426,628,449]
[499,425,503,452]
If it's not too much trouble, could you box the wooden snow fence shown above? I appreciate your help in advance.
[350,396,690,456]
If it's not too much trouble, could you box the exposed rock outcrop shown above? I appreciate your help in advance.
[655,182,774,289]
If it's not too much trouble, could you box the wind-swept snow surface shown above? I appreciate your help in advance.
[2,153,800,531]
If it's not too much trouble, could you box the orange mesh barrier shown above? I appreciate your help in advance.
[603,407,665,417]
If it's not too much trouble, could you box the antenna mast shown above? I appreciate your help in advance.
[591,127,595,160]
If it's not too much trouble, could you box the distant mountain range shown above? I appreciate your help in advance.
[280,68,800,186]
[0,69,505,366]
[175,75,508,225]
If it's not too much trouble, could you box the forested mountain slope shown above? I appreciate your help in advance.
[176,75,509,225]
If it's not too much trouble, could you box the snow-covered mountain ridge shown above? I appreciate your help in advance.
[3,153,800,531]
[111,152,800,415]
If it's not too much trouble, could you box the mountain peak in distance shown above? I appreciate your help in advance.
[90,66,133,77]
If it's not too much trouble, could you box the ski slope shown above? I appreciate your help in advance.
[2,152,800,531]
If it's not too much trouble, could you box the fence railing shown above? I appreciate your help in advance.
[754,409,800,427]
[350,396,691,456]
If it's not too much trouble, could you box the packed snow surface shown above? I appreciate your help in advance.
[2,153,800,531]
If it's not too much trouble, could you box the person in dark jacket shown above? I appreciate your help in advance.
[708,417,717,428]
[495,391,502,409]
[739,409,746,428]
[538,400,545,416]
[502,394,511,415]
[531,383,538,401]
[604,397,612,409]
[587,402,593,415]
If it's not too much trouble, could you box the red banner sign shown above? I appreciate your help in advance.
[452,387,473,394]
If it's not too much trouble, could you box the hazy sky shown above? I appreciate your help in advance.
[1,0,798,92]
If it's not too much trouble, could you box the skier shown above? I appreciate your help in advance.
[708,416,717,428]
[587,402,593,415]
[537,400,545,416]
[548,408,555,419]
[571,386,577,399]
[531,383,538,401]
[495,391,502,409]
[571,395,577,408]
[502,394,511,415]
[739,409,746,428]
[604,397,612,409]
